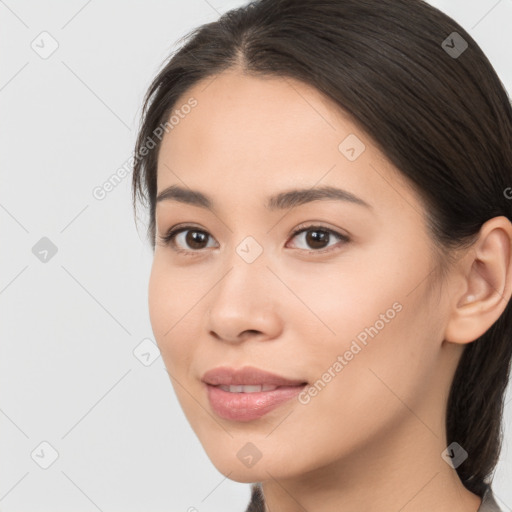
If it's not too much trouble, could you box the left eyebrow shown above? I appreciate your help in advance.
[155,184,373,212]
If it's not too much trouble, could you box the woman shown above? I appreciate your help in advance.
[132,0,512,510]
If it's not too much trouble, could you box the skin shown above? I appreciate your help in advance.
[148,69,512,512]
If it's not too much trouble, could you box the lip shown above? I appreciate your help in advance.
[201,366,308,422]
[201,365,307,387]
[204,383,307,421]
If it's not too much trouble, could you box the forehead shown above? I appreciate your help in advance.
[155,69,419,214]
[157,70,357,170]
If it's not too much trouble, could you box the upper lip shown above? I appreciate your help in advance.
[201,365,307,387]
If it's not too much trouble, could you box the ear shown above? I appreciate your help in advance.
[444,216,512,344]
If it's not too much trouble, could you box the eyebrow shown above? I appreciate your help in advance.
[155,184,372,211]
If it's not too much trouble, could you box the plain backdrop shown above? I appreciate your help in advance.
[1,1,511,511]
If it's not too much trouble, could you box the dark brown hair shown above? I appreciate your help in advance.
[132,0,512,497]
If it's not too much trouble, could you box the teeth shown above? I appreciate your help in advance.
[218,384,278,393]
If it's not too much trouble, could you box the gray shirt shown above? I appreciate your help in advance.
[479,484,504,512]
[244,482,504,511]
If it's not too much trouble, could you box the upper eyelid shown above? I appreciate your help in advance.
[163,223,345,238]
[161,223,348,250]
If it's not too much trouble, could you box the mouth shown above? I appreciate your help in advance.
[215,383,307,393]
[201,365,308,421]
[204,382,308,422]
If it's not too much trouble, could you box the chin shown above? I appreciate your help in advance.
[223,470,266,484]
[205,446,299,484]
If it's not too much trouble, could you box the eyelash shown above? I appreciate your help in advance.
[157,223,350,257]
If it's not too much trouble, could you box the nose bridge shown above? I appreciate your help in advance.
[234,233,266,266]
[217,231,269,301]
[205,231,281,340]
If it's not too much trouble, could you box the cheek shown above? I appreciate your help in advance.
[305,282,442,436]
[148,257,201,378]
[277,259,402,347]
[147,259,167,337]
[287,302,440,474]
[147,266,204,448]
[289,247,441,411]
[148,256,193,337]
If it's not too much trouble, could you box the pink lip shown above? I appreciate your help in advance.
[201,365,307,387]
[201,366,308,422]
[204,383,307,422]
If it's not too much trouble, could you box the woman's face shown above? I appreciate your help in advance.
[149,70,460,483]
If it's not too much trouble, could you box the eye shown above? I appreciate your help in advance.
[287,223,349,254]
[157,225,217,255]
[157,223,350,256]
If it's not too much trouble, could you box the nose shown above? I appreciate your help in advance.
[205,256,283,344]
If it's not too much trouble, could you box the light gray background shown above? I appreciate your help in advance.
[1,1,511,511]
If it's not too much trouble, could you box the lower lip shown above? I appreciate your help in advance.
[205,383,307,422]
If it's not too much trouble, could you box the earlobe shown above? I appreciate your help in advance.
[444,216,512,345]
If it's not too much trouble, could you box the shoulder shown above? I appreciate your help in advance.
[478,484,504,512]
[243,482,505,511]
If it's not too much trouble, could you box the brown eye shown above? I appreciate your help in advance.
[158,226,217,254]
[183,230,209,249]
[288,225,349,253]
[158,223,349,256]
[305,229,330,249]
